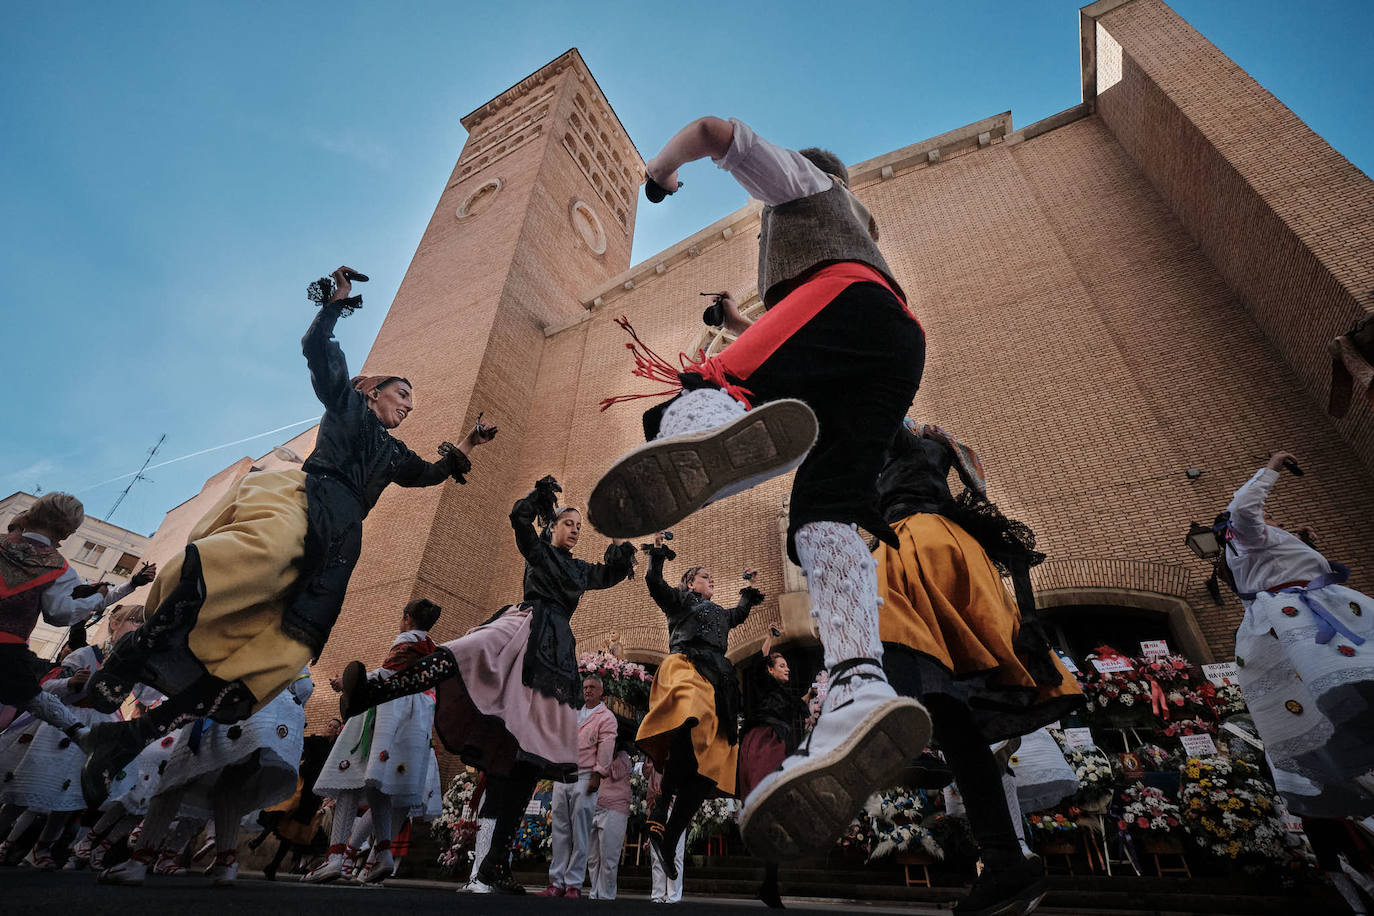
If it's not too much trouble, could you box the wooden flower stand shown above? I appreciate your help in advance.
[1139,834,1191,877]
[1035,835,1079,876]
[894,850,935,887]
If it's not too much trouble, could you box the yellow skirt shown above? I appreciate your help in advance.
[876,513,1081,716]
[636,654,737,796]
[144,469,313,712]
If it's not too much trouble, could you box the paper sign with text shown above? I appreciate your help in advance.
[1063,727,1095,749]
[1180,733,1218,757]
[1202,662,1240,687]
[1055,650,1080,675]
[1140,639,1170,657]
[1092,656,1133,674]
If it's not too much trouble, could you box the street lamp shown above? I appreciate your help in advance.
[1184,521,1224,605]
[1184,521,1220,560]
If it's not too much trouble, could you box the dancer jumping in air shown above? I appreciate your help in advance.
[637,532,762,880]
[591,116,928,859]
[1,495,153,742]
[81,266,496,804]
[337,475,636,894]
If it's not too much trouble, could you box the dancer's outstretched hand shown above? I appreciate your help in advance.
[131,562,157,588]
[465,419,498,448]
[326,266,359,303]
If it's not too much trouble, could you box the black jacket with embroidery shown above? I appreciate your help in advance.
[645,545,763,744]
[287,304,470,655]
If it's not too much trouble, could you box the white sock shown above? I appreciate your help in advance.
[658,388,746,439]
[21,691,81,734]
[364,788,393,852]
[794,521,884,670]
[331,789,360,848]
[212,793,240,855]
[138,788,186,854]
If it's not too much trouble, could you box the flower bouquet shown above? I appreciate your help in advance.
[432,768,481,872]
[1115,782,1182,834]
[1209,684,1247,718]
[1028,811,1078,835]
[864,786,941,863]
[579,650,653,713]
[1162,716,1216,739]
[512,808,553,863]
[686,796,739,849]
[1179,755,1287,864]
[1065,746,1116,809]
[834,817,876,861]
[1081,647,1154,728]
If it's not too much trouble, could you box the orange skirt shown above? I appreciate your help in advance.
[876,513,1081,740]
[636,654,737,795]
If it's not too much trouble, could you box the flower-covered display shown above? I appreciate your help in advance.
[432,768,481,872]
[1114,782,1182,834]
[686,796,739,849]
[578,650,653,710]
[1179,756,1287,863]
[864,786,940,862]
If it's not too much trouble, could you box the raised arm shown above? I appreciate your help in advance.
[646,117,832,208]
[1227,452,1292,547]
[41,567,106,627]
[509,478,557,560]
[302,301,354,412]
[729,581,765,628]
[643,544,683,614]
[584,541,637,592]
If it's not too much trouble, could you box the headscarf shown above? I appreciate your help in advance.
[905,418,986,497]
[350,375,409,398]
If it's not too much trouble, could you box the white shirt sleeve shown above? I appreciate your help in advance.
[713,118,835,207]
[1226,467,1279,547]
[40,567,107,627]
[103,580,136,606]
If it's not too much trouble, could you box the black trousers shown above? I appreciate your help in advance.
[721,282,925,563]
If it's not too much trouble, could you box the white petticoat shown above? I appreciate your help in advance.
[1009,727,1080,812]
[406,749,442,821]
[0,706,115,811]
[1236,583,1374,787]
[315,690,436,801]
[159,685,307,819]
[102,731,178,816]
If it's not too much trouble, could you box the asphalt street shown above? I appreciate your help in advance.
[0,870,951,915]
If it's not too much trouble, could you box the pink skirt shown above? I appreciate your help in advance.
[737,726,787,799]
[434,606,577,779]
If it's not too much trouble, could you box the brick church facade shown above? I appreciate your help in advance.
[135,0,1374,744]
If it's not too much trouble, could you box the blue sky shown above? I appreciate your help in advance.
[3,0,1370,537]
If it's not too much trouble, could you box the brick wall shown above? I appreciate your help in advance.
[1092,0,1374,468]
[237,24,1374,768]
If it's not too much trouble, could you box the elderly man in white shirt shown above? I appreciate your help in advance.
[1228,450,1374,815]
[538,675,618,898]
[1,494,148,742]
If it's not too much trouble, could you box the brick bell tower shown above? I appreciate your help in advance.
[313,50,643,687]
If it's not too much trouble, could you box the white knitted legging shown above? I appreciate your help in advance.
[658,388,746,439]
[794,521,884,669]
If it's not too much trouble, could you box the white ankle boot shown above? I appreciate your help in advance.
[740,660,930,859]
[99,852,152,886]
[589,389,817,537]
[303,852,345,884]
